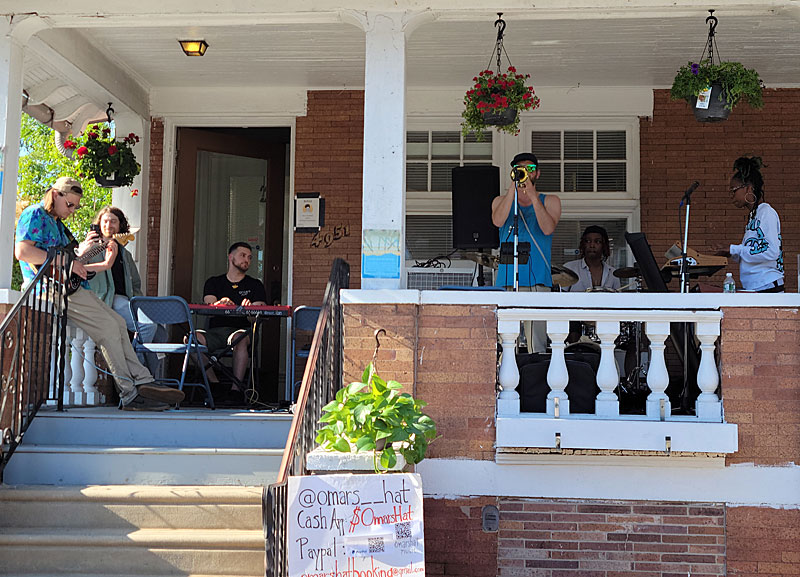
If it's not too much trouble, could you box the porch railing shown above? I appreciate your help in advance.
[497,308,724,422]
[0,249,70,480]
[263,258,350,577]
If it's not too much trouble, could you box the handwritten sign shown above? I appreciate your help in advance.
[362,229,401,279]
[287,473,425,577]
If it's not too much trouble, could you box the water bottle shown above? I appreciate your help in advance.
[723,273,736,293]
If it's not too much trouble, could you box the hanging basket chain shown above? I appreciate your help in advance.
[698,10,722,66]
[485,13,515,74]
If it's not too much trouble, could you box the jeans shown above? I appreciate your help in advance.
[112,295,163,378]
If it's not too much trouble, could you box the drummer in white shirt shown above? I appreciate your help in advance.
[563,225,621,292]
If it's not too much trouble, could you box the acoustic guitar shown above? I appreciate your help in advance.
[44,232,135,296]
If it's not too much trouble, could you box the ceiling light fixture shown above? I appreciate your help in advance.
[178,40,209,56]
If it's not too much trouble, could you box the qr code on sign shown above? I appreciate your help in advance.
[368,537,385,553]
[395,522,412,540]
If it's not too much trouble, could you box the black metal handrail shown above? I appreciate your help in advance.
[264,258,349,577]
[0,248,70,480]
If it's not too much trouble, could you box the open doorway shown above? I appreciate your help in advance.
[172,127,289,403]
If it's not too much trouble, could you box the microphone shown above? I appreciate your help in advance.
[679,181,700,207]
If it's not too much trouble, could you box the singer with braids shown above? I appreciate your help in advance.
[713,156,784,292]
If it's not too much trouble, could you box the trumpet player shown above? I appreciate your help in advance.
[491,152,562,353]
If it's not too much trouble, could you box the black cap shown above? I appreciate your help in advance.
[511,152,538,167]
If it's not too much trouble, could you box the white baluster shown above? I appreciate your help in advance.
[69,328,86,406]
[695,320,722,422]
[82,336,102,405]
[46,326,63,406]
[546,320,570,417]
[645,321,671,420]
[497,319,521,416]
[595,320,620,417]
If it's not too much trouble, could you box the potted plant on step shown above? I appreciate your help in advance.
[670,10,764,122]
[63,124,141,187]
[315,361,437,473]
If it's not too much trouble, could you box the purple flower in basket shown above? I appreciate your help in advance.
[691,63,700,75]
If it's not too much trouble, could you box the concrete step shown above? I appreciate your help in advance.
[3,445,284,485]
[22,407,293,449]
[0,485,263,529]
[0,485,266,576]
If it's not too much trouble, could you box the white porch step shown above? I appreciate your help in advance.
[0,485,265,576]
[3,407,291,485]
[21,406,293,448]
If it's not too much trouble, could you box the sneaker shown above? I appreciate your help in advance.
[122,395,170,412]
[136,383,185,404]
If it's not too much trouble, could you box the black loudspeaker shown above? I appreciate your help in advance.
[451,165,500,250]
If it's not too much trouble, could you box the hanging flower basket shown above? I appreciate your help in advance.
[669,11,763,122]
[62,124,142,188]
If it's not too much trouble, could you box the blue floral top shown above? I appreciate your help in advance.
[15,203,71,286]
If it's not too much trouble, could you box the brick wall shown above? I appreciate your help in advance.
[146,117,164,296]
[342,302,496,461]
[721,306,800,466]
[727,506,800,576]
[293,91,364,308]
[640,89,800,292]
[424,497,498,577]
[498,499,725,576]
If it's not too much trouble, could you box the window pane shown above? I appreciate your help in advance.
[597,163,627,192]
[564,163,593,192]
[532,131,561,160]
[406,215,453,261]
[536,162,561,192]
[465,131,492,144]
[597,131,626,160]
[407,131,429,160]
[564,131,593,160]
[431,131,461,159]
[431,162,459,191]
[463,132,493,160]
[407,163,428,192]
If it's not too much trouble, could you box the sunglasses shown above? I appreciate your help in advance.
[513,164,537,172]
[58,191,81,210]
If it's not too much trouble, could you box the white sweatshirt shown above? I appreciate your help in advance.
[729,202,784,291]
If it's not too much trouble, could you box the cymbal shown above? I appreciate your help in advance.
[461,251,498,270]
[613,266,641,279]
[551,264,578,287]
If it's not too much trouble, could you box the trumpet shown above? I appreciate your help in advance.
[510,166,529,183]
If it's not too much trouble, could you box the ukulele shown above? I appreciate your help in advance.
[46,232,135,296]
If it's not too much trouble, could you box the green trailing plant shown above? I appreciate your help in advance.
[461,66,541,140]
[64,123,141,186]
[315,362,437,472]
[670,60,764,110]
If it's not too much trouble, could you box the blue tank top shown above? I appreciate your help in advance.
[496,194,553,288]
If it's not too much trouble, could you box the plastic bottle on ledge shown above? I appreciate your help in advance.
[723,273,736,293]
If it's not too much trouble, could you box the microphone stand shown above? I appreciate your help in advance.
[512,179,520,292]
[679,193,692,294]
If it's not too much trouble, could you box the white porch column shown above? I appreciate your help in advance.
[0,19,24,290]
[355,12,410,289]
[111,112,147,281]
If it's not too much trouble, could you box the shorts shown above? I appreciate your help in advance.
[198,326,248,354]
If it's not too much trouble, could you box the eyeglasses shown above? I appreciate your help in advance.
[58,192,81,210]
[729,184,747,196]
[514,164,537,172]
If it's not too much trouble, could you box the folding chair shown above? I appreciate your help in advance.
[288,306,321,402]
[129,296,215,409]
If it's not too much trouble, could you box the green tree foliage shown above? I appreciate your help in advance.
[13,114,113,290]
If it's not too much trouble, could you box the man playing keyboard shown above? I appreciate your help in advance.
[197,242,267,397]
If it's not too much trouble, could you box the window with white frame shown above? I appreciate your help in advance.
[406,130,492,262]
[405,120,639,273]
